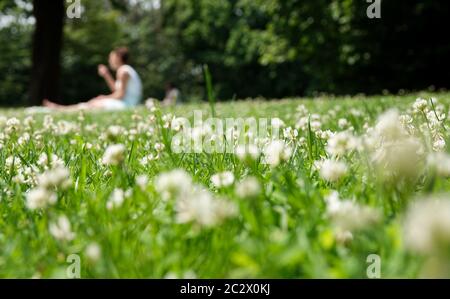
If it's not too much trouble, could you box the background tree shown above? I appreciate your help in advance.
[0,0,33,106]
[29,0,65,106]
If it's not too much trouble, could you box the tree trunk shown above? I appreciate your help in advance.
[29,0,65,106]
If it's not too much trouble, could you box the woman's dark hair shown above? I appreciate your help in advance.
[113,47,130,64]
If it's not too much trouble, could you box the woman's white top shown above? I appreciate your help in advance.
[115,65,143,107]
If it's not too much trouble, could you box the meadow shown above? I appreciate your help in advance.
[1,91,450,278]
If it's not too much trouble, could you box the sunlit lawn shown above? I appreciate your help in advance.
[0,91,449,278]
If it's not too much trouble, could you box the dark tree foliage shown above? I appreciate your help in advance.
[161,0,450,99]
[342,0,450,94]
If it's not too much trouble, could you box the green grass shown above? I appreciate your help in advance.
[0,91,449,278]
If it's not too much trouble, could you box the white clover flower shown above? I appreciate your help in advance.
[155,169,193,201]
[298,137,306,146]
[176,189,216,226]
[136,121,151,134]
[324,190,341,213]
[224,126,240,142]
[295,116,309,130]
[136,175,149,191]
[375,109,405,141]
[326,131,358,157]
[372,137,424,179]
[23,165,37,177]
[128,129,138,141]
[404,197,450,254]
[413,98,429,114]
[211,171,235,188]
[433,137,446,152]
[283,127,298,141]
[5,117,21,133]
[107,188,125,210]
[85,124,97,132]
[271,118,285,129]
[106,125,125,139]
[317,159,348,182]
[5,156,22,170]
[12,173,26,184]
[49,215,75,241]
[317,129,333,140]
[162,113,174,128]
[263,140,292,167]
[155,142,165,152]
[399,114,413,126]
[37,153,64,169]
[84,142,93,150]
[139,156,149,166]
[350,108,363,117]
[171,117,188,132]
[365,107,428,181]
[338,118,349,129]
[43,115,55,130]
[235,177,261,198]
[213,198,238,223]
[17,132,30,146]
[325,191,381,232]
[310,120,322,132]
[85,243,102,262]
[55,121,78,136]
[37,167,72,190]
[176,188,236,227]
[26,188,57,210]
[102,144,126,166]
[51,155,65,169]
[132,113,142,121]
[428,152,450,177]
[296,104,308,116]
[335,230,354,245]
[425,111,444,133]
[235,144,260,161]
[399,114,416,134]
[140,153,158,166]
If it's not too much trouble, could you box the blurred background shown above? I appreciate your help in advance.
[0,0,449,106]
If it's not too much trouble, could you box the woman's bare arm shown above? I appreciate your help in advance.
[101,69,130,100]
[98,64,116,92]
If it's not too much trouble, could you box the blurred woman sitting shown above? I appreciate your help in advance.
[44,47,142,110]
[161,82,181,107]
